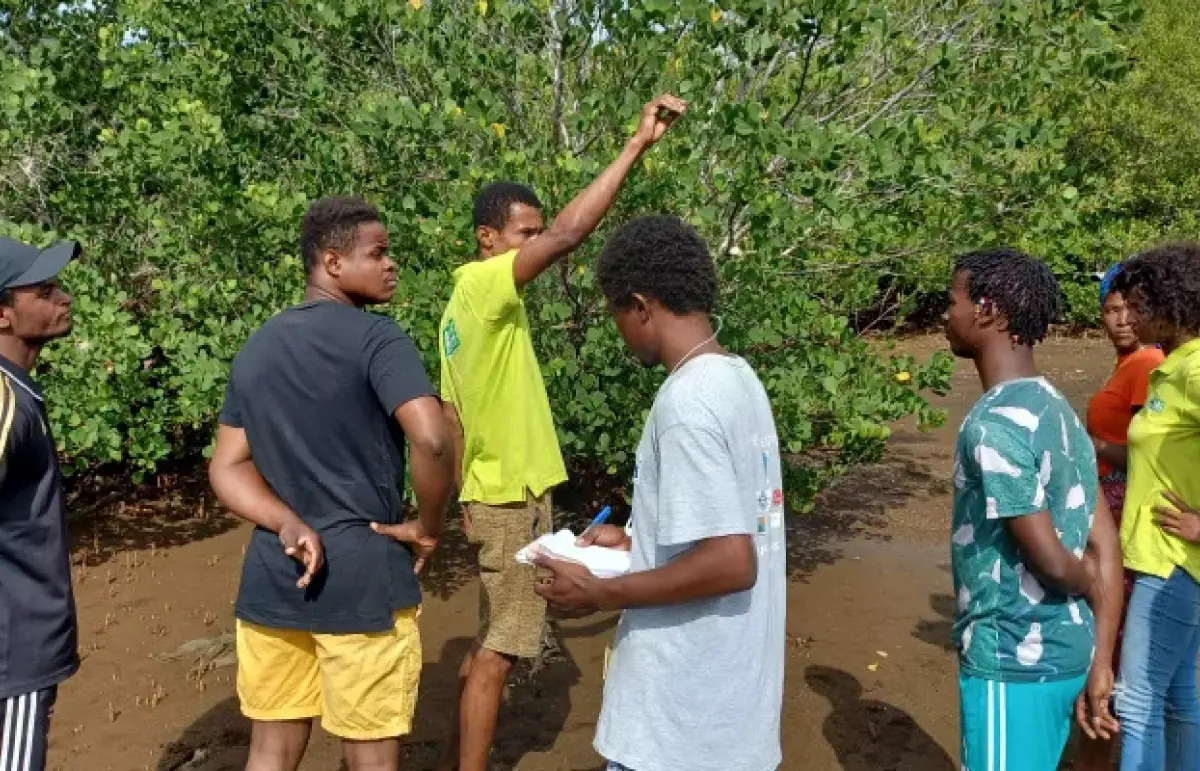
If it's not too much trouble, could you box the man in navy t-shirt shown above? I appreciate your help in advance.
[0,236,82,771]
[208,197,454,771]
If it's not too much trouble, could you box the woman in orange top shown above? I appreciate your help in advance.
[1077,262,1164,770]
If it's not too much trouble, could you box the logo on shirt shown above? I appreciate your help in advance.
[443,320,461,356]
[1147,395,1166,414]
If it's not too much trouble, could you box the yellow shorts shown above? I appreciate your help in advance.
[235,609,422,740]
[467,492,552,659]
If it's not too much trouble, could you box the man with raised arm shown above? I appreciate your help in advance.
[438,94,685,771]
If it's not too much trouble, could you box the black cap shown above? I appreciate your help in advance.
[0,237,80,290]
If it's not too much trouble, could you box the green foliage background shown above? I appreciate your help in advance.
[0,0,1163,509]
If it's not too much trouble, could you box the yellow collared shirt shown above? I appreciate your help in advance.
[1122,337,1200,582]
[438,250,567,505]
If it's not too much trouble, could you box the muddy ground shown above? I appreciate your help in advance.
[45,332,1118,770]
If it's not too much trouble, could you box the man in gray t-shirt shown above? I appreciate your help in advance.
[534,216,785,771]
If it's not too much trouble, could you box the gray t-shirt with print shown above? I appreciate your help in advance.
[594,354,786,771]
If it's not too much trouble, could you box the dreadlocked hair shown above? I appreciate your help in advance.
[953,246,1062,346]
[1112,241,1200,335]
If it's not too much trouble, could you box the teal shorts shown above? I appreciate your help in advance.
[959,671,1087,771]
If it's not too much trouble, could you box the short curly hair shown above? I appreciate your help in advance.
[473,182,542,231]
[953,246,1062,345]
[597,215,717,314]
[1113,241,1200,335]
[300,196,381,275]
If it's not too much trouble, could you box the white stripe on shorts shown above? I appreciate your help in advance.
[10,694,27,771]
[998,682,1007,771]
[986,680,994,771]
[0,696,14,771]
[19,690,37,771]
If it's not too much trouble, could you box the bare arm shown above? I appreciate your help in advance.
[1085,493,1123,671]
[535,534,757,612]
[598,535,756,609]
[1091,437,1129,472]
[208,425,322,588]
[1076,492,1123,740]
[393,396,454,536]
[443,401,465,495]
[1005,511,1094,596]
[209,425,304,533]
[512,93,686,288]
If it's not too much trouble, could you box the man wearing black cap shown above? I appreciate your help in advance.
[0,236,81,771]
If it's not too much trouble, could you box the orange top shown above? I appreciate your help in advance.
[1086,346,1165,478]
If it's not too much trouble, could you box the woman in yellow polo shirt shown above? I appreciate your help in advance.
[1077,263,1164,771]
[1108,242,1200,771]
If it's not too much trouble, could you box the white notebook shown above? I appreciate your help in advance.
[515,529,632,578]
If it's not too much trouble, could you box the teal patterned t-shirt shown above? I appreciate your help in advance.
[952,377,1099,683]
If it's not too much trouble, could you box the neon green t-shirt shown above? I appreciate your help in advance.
[1122,337,1200,582]
[438,250,567,505]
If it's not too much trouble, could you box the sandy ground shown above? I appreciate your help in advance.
[45,332,1119,770]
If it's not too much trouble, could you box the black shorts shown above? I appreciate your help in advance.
[0,687,56,771]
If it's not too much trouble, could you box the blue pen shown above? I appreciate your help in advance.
[586,505,612,531]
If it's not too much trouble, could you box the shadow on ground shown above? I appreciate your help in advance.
[155,623,584,771]
[68,470,242,569]
[913,591,957,652]
[806,665,956,771]
[789,434,948,583]
[912,562,956,652]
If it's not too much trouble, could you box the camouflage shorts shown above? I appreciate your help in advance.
[466,492,552,659]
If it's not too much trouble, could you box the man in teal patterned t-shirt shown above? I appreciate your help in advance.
[944,247,1123,771]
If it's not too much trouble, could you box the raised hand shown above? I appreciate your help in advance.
[632,93,687,149]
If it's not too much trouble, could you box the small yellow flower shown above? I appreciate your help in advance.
[452,106,463,118]
[894,371,912,384]
[710,6,722,24]
[408,0,422,9]
[490,122,506,140]
[477,0,488,15]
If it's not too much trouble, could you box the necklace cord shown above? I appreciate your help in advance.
[669,315,724,376]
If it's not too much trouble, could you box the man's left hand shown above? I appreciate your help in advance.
[372,520,440,574]
[533,552,604,616]
[1075,663,1119,740]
